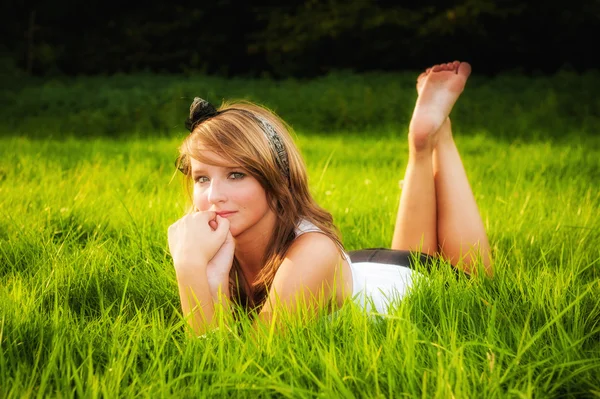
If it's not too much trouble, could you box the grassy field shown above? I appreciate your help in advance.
[2,69,599,139]
[1,72,599,397]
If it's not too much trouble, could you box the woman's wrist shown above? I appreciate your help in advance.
[208,275,231,301]
[174,260,208,280]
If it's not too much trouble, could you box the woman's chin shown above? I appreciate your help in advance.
[228,225,241,238]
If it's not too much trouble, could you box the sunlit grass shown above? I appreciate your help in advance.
[0,127,599,397]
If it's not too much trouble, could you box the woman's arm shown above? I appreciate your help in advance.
[205,229,235,304]
[175,265,218,336]
[168,212,233,336]
[257,233,346,326]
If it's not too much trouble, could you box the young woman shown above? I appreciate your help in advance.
[168,61,492,336]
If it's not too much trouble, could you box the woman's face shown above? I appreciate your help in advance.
[190,152,275,238]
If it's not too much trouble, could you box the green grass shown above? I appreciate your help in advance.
[2,69,599,139]
[1,132,598,398]
[1,71,599,397]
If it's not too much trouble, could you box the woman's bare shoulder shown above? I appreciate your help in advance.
[287,231,342,262]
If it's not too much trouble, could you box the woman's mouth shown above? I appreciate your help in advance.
[216,211,237,218]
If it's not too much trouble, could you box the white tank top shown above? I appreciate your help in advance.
[294,219,416,314]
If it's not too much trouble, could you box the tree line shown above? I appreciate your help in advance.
[1,0,597,77]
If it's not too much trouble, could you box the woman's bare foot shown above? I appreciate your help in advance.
[409,61,471,152]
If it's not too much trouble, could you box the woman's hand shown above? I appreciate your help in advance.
[206,223,235,299]
[167,211,230,272]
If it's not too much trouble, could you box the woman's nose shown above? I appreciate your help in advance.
[207,180,227,204]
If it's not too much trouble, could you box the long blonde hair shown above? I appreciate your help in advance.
[176,100,343,312]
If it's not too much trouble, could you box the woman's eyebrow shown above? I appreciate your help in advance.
[191,165,241,175]
[191,169,210,179]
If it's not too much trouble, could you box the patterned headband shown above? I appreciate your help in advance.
[180,97,290,179]
[255,115,290,179]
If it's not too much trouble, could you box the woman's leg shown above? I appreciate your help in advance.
[390,64,454,255]
[433,119,492,275]
[390,138,438,255]
[392,61,491,275]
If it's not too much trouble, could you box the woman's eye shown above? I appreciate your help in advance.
[195,176,209,184]
[229,172,245,180]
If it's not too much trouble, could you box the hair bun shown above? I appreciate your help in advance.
[185,97,218,132]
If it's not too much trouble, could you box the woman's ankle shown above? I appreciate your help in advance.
[408,145,434,161]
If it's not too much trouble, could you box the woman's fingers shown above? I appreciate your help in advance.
[168,211,231,270]
[213,216,230,238]
[193,210,216,221]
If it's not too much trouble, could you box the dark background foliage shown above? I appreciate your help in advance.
[1,0,598,78]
